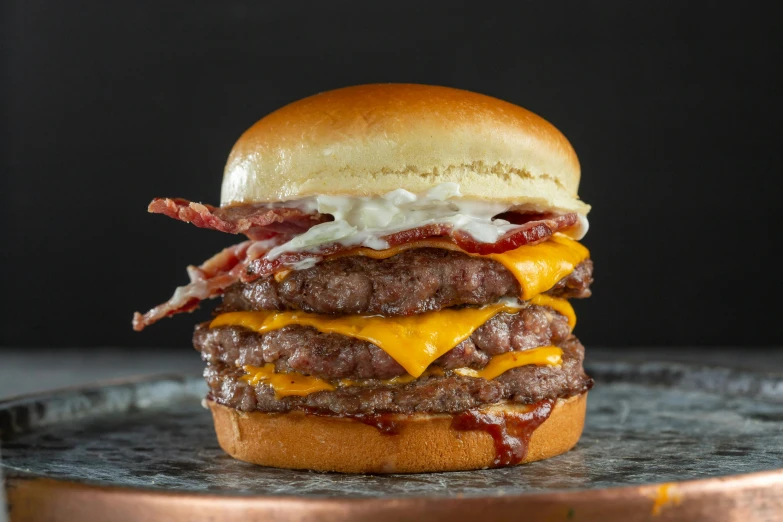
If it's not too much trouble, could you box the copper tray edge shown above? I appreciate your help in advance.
[6,467,783,522]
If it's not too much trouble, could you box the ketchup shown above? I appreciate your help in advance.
[303,400,554,467]
[451,400,554,467]
[351,413,403,435]
[301,408,404,435]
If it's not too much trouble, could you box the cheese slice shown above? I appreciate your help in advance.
[485,235,589,299]
[324,233,589,300]
[242,363,335,397]
[212,303,519,378]
[242,348,562,398]
[214,297,574,382]
[530,294,576,330]
[453,347,563,380]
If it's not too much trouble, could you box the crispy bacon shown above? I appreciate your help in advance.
[245,212,579,279]
[147,198,329,240]
[134,211,579,329]
[452,213,578,255]
[383,213,577,256]
[132,241,256,331]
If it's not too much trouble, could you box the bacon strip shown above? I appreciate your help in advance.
[453,213,578,255]
[147,198,328,240]
[132,241,255,331]
[134,212,579,330]
[245,212,579,280]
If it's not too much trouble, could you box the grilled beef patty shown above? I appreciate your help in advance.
[201,246,593,416]
[205,337,591,415]
[219,248,592,316]
[195,304,572,381]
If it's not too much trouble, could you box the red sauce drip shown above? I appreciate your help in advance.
[301,408,404,435]
[351,414,403,435]
[451,400,554,467]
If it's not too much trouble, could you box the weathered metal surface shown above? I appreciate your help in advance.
[1,360,782,521]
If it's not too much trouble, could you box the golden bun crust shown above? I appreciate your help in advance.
[208,393,586,473]
[221,84,589,214]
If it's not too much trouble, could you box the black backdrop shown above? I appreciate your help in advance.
[2,1,781,349]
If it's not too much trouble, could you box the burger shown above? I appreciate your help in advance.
[133,84,593,473]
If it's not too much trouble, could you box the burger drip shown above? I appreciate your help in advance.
[300,407,404,435]
[303,400,555,467]
[350,414,404,435]
[452,400,554,467]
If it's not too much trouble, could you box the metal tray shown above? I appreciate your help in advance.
[2,360,782,521]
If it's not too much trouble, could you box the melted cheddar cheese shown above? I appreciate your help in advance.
[453,347,563,380]
[212,303,519,378]
[214,296,574,381]
[530,294,576,329]
[242,363,335,397]
[242,348,562,398]
[485,235,589,299]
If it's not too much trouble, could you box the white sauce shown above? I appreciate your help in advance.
[497,296,526,309]
[266,183,588,261]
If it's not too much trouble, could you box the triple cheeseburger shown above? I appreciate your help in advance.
[134,84,594,473]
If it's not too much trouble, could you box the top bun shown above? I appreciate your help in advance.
[221,84,589,214]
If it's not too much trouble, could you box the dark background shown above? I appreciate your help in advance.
[2,2,781,349]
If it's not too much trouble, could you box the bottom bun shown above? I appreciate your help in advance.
[208,393,587,473]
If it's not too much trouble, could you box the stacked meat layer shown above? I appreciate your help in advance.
[195,247,594,415]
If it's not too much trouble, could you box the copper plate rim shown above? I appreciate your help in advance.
[6,467,783,521]
[4,370,783,520]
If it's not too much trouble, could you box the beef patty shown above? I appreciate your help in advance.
[195,304,572,381]
[219,248,593,316]
[205,337,592,415]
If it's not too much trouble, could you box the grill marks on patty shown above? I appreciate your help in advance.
[194,304,572,381]
[219,248,593,316]
[204,338,592,415]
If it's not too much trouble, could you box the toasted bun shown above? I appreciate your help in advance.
[208,393,586,473]
[221,84,589,214]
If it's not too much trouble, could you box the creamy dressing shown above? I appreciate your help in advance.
[496,296,526,309]
[266,183,587,261]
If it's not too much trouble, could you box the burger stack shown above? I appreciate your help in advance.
[134,84,594,473]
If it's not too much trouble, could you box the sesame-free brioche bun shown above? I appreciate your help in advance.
[221,84,589,214]
[208,393,586,473]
